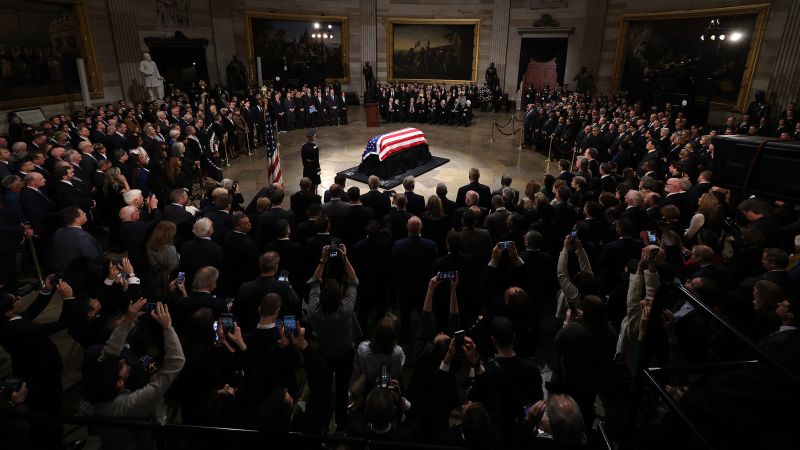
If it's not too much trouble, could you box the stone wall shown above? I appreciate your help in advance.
[2,0,797,127]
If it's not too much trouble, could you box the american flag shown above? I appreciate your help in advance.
[362,127,427,161]
[265,119,283,187]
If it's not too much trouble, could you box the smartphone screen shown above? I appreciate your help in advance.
[283,315,297,336]
[176,272,185,284]
[277,270,289,282]
[499,241,512,249]
[454,330,465,349]
[212,321,219,343]
[221,314,235,333]
[647,230,658,244]
[569,230,578,238]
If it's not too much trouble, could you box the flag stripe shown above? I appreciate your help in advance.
[363,127,427,161]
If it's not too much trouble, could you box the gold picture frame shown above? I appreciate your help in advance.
[0,0,103,110]
[244,12,350,85]
[611,4,769,112]
[386,18,481,83]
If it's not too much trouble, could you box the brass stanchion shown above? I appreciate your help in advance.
[25,234,44,288]
[490,122,495,142]
[545,134,554,174]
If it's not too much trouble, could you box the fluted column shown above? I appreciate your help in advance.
[211,0,236,86]
[361,0,377,96]
[768,0,800,113]
[107,0,144,101]
[579,0,607,77]
[489,0,510,90]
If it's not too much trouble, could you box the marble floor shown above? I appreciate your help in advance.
[225,106,550,202]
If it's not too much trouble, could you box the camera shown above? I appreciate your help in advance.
[2,377,23,393]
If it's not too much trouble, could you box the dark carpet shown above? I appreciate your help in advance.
[337,156,450,189]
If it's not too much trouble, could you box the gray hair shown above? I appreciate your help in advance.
[545,394,586,447]
[192,266,219,290]
[193,218,213,238]
[402,175,415,190]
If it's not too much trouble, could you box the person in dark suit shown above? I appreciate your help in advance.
[361,175,391,223]
[401,176,425,216]
[118,205,160,272]
[322,184,350,239]
[0,280,75,448]
[178,218,223,288]
[455,168,492,209]
[50,207,103,273]
[596,218,643,293]
[759,248,794,297]
[292,202,321,244]
[556,159,574,186]
[289,177,322,223]
[54,165,93,212]
[234,251,302,332]
[660,177,690,225]
[341,186,374,248]
[77,141,99,175]
[621,190,648,234]
[322,174,350,203]
[599,163,617,194]
[436,183,457,217]
[172,266,228,332]
[390,216,437,338]
[0,147,12,179]
[19,172,58,237]
[301,130,321,191]
[109,123,130,151]
[382,194,413,243]
[262,219,304,294]
[485,195,511,244]
[222,212,260,298]
[257,189,295,249]
[163,188,196,238]
[203,193,234,245]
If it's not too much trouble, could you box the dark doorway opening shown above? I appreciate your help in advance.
[144,35,209,93]
[516,37,568,91]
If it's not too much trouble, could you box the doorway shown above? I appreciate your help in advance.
[516,37,568,91]
[144,36,209,92]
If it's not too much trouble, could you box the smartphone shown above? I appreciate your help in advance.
[329,248,339,258]
[111,258,122,267]
[454,330,465,350]
[569,230,578,238]
[176,272,186,285]
[283,315,298,337]
[647,230,658,244]
[499,241,513,249]
[142,302,157,313]
[3,378,23,393]
[221,313,235,334]
[48,273,60,286]
[212,321,220,343]
[438,271,456,280]
[277,270,289,282]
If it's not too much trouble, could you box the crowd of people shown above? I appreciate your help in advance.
[375,82,491,126]
[0,83,799,450]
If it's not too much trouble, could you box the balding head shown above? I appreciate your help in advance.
[625,190,643,207]
[119,205,139,222]
[407,216,422,236]
[544,394,586,446]
[78,140,93,153]
[192,266,219,292]
[465,190,479,206]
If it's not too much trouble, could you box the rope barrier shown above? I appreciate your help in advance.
[493,122,522,136]
[494,116,514,129]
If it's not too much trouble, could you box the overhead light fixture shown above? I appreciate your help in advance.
[327,24,333,29]
[700,34,705,41]
[730,31,742,41]
[314,22,320,29]
[719,34,725,40]
[710,35,715,40]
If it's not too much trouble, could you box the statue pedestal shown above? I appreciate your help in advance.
[365,102,379,127]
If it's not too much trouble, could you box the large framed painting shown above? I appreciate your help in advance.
[0,0,102,110]
[245,12,349,86]
[386,18,480,83]
[611,4,769,111]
